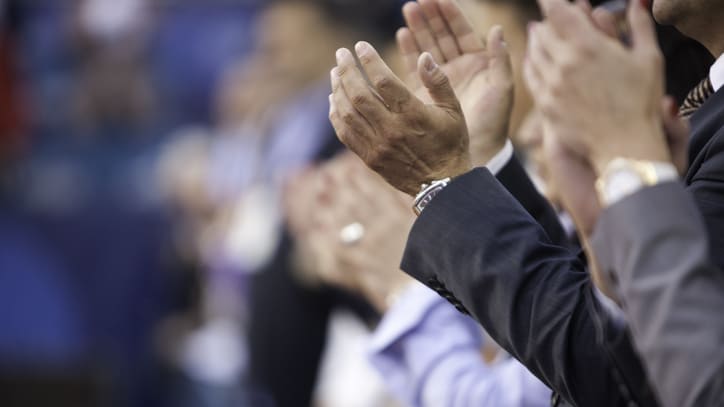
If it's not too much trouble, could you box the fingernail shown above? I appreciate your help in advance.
[336,48,347,61]
[498,27,507,48]
[423,52,437,72]
[355,41,371,55]
[639,0,649,8]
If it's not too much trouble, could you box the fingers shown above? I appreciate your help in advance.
[526,24,556,87]
[523,54,544,97]
[418,0,460,61]
[335,48,390,120]
[417,52,459,109]
[485,25,513,84]
[402,1,446,64]
[329,67,375,160]
[538,0,597,41]
[437,0,484,53]
[627,0,659,59]
[396,27,422,87]
[574,0,592,14]
[354,41,414,113]
[591,7,619,39]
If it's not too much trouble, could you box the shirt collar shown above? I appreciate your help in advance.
[709,53,724,92]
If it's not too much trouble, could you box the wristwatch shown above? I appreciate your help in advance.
[595,158,678,207]
[413,178,451,216]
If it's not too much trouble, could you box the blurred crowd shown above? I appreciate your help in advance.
[1,0,723,407]
[0,0,386,405]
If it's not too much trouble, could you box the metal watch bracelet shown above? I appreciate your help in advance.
[413,178,451,216]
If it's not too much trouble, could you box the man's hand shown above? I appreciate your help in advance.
[397,0,514,165]
[291,153,416,312]
[329,41,471,195]
[525,0,671,175]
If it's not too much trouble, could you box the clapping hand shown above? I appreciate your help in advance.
[397,0,514,165]
[285,154,415,311]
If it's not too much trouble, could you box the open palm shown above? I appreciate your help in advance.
[398,0,514,165]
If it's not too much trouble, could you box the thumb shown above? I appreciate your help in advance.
[417,52,459,108]
[486,25,514,86]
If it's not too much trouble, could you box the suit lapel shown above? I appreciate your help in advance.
[686,88,724,183]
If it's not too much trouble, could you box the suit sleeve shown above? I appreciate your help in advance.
[401,168,659,407]
[495,155,570,248]
[591,182,724,407]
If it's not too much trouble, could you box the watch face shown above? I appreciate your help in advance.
[605,168,645,204]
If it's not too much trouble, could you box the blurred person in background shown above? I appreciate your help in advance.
[155,0,404,405]
[1,0,259,406]
[223,1,408,405]
[0,4,105,406]
[286,150,552,407]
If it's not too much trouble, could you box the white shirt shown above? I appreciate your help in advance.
[368,282,552,407]
[709,53,724,92]
[485,139,514,175]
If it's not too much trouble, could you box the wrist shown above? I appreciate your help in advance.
[412,154,472,215]
[590,124,670,176]
[470,139,507,168]
[437,152,473,180]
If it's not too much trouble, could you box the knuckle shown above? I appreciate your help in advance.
[371,142,396,165]
[373,76,393,93]
[432,71,450,88]
[357,52,374,66]
[336,64,348,77]
[351,94,369,109]
[341,111,357,125]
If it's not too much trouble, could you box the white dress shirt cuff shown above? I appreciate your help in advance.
[484,139,514,176]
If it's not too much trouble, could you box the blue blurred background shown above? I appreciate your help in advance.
[0,0,404,406]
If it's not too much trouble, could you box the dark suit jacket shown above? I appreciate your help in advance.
[685,87,724,266]
[592,181,724,407]
[400,86,724,406]
[401,161,658,407]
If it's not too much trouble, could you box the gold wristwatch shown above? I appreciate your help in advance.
[595,158,678,207]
